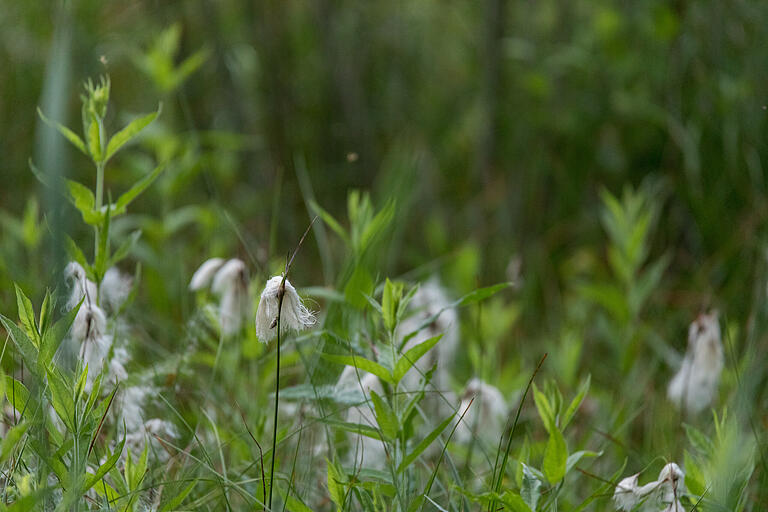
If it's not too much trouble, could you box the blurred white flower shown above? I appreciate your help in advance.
[189,258,226,291]
[454,378,508,445]
[396,278,459,391]
[189,258,251,337]
[211,259,250,336]
[71,302,112,392]
[613,462,685,512]
[101,267,132,313]
[64,261,97,310]
[668,311,724,414]
[336,367,387,470]
[255,275,315,343]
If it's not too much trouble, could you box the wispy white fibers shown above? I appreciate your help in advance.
[454,378,509,446]
[336,367,387,470]
[189,258,251,336]
[64,261,97,310]
[101,267,132,313]
[71,301,112,392]
[668,311,724,414]
[255,276,316,343]
[613,462,685,511]
[189,258,226,291]
[396,278,459,391]
[211,259,250,337]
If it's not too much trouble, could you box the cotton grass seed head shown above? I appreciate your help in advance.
[454,378,508,445]
[667,311,724,414]
[254,275,315,343]
[64,261,97,310]
[613,474,640,511]
[189,257,226,291]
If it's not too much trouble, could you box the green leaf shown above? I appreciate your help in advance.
[520,464,541,511]
[112,163,166,215]
[561,374,590,430]
[543,426,568,484]
[64,236,90,271]
[37,108,87,156]
[66,180,99,225]
[532,383,556,434]
[499,492,533,512]
[327,459,346,511]
[393,334,442,384]
[105,107,160,162]
[0,422,29,464]
[159,481,196,511]
[39,299,81,370]
[344,265,374,310]
[370,390,398,440]
[82,438,125,493]
[310,200,350,245]
[456,282,510,307]
[359,198,395,254]
[108,230,142,267]
[86,116,102,162]
[565,450,601,473]
[397,412,454,473]
[46,368,76,432]
[322,419,383,441]
[684,451,706,496]
[4,377,36,418]
[14,284,39,345]
[321,354,393,384]
[382,278,403,333]
[38,290,54,336]
[0,313,39,373]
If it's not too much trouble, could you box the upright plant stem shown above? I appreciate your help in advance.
[268,281,285,511]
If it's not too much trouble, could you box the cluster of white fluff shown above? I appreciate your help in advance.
[667,311,724,414]
[335,367,388,470]
[614,462,685,511]
[190,258,251,337]
[64,261,178,460]
[454,378,509,446]
[254,275,316,343]
[396,278,459,391]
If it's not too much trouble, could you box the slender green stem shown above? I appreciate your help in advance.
[268,285,285,511]
[95,161,105,211]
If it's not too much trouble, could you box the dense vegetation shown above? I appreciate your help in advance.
[0,1,766,510]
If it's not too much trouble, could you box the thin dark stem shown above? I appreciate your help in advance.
[489,353,547,512]
[268,299,283,511]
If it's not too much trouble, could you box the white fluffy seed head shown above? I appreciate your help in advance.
[454,378,509,445]
[101,267,132,312]
[613,474,641,511]
[211,258,248,295]
[668,311,724,414]
[254,276,316,343]
[396,278,459,391]
[189,258,226,291]
[65,261,97,311]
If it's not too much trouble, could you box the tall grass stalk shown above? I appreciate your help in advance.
[488,353,547,512]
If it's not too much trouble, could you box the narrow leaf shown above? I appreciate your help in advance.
[397,412,454,473]
[113,163,166,215]
[393,334,442,384]
[105,107,160,162]
[321,354,393,384]
[543,427,568,484]
[37,108,87,155]
[370,390,398,440]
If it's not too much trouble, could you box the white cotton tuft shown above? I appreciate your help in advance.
[613,462,685,512]
[119,385,151,434]
[107,347,130,383]
[336,368,387,470]
[454,378,509,445]
[657,462,685,505]
[396,278,459,391]
[64,261,97,310]
[71,303,112,391]
[101,267,132,312]
[211,259,250,336]
[668,311,724,414]
[255,276,316,343]
[613,474,641,511]
[189,258,226,291]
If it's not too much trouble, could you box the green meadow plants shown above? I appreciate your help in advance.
[1,16,766,507]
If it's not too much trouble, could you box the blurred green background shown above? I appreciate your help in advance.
[3,0,768,334]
